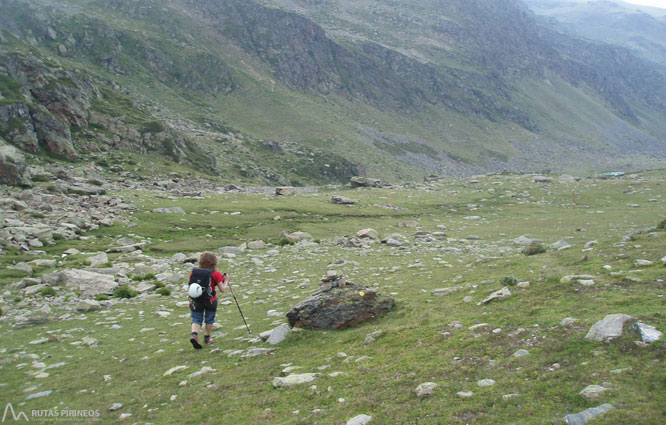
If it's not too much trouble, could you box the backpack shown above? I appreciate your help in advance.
[188,267,213,303]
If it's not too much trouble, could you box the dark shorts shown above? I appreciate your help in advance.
[190,299,218,325]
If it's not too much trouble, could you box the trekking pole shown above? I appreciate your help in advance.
[225,274,251,336]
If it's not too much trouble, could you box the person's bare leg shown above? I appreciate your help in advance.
[205,323,213,336]
[191,323,201,334]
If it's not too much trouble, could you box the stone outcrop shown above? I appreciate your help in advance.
[0,137,31,186]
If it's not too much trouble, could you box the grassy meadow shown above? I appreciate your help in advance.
[0,171,665,424]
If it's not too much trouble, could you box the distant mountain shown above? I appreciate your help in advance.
[524,0,666,67]
[1,0,665,186]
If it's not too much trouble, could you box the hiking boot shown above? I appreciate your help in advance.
[190,335,202,349]
[205,337,214,345]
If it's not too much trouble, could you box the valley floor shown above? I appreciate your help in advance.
[0,171,664,424]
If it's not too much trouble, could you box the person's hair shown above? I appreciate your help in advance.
[199,252,218,270]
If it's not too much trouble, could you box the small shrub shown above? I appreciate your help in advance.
[156,287,171,296]
[277,238,294,247]
[52,233,65,241]
[86,179,104,186]
[658,218,666,231]
[94,294,110,301]
[30,212,46,219]
[32,174,51,182]
[500,276,519,286]
[131,273,156,281]
[154,281,165,289]
[40,286,56,297]
[113,285,139,299]
[523,243,546,256]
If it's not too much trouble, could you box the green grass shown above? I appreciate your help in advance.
[0,172,664,424]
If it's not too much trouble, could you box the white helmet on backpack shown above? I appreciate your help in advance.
[188,283,203,298]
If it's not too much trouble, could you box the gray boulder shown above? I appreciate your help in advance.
[478,287,511,305]
[267,323,291,345]
[564,404,614,425]
[346,415,373,425]
[152,207,185,214]
[513,235,542,246]
[350,177,385,188]
[58,269,118,297]
[86,252,109,268]
[273,373,317,388]
[632,322,662,343]
[287,282,394,330]
[585,314,634,342]
[331,195,357,205]
[247,240,266,250]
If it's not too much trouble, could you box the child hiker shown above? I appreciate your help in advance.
[187,252,228,349]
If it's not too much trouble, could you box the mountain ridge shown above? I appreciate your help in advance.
[1,0,665,186]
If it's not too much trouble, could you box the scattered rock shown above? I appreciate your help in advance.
[247,240,266,250]
[364,330,383,344]
[357,228,379,239]
[477,379,495,387]
[585,314,634,342]
[432,286,463,296]
[82,336,98,347]
[110,403,123,411]
[331,196,357,205]
[25,390,53,400]
[415,382,437,398]
[633,259,653,267]
[267,324,291,345]
[273,373,317,388]
[560,318,577,326]
[163,366,188,376]
[564,404,614,425]
[579,385,608,400]
[457,391,474,398]
[275,187,296,196]
[152,207,185,214]
[513,235,542,246]
[189,366,215,378]
[87,252,109,268]
[632,322,662,343]
[346,414,373,425]
[350,177,385,188]
[478,287,511,305]
[513,349,530,357]
[59,269,118,297]
[551,240,572,250]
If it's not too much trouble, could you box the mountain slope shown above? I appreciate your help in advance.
[1,0,665,186]
[524,0,666,67]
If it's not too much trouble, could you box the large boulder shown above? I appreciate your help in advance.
[331,195,357,205]
[350,177,386,188]
[0,137,32,186]
[58,269,118,297]
[584,314,634,342]
[287,282,394,330]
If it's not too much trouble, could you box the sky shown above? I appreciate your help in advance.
[622,0,666,8]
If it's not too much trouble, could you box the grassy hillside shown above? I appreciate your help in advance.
[1,171,664,423]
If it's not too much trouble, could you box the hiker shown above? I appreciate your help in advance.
[188,252,228,349]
